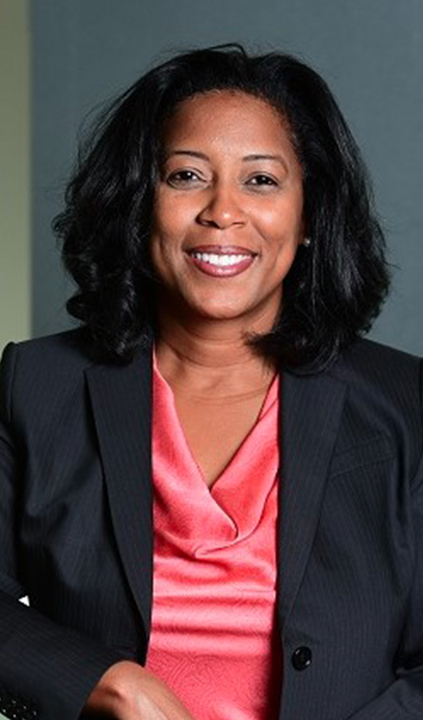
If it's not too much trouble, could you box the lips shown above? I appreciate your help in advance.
[185,245,257,278]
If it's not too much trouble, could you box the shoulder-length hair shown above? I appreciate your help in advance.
[54,44,390,372]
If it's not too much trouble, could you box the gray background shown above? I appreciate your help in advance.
[31,0,423,354]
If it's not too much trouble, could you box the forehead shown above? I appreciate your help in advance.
[161,90,297,158]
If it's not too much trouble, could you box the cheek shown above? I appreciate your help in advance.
[264,206,303,272]
[153,190,194,236]
[149,212,187,282]
[255,193,303,239]
[150,204,180,262]
[261,216,303,254]
[149,232,175,282]
[151,205,172,244]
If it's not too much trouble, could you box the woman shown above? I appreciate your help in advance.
[0,45,422,720]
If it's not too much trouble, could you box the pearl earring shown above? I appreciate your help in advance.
[303,237,312,248]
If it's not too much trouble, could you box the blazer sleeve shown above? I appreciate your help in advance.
[348,366,423,720]
[0,343,123,720]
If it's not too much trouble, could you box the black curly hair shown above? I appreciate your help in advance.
[53,44,390,371]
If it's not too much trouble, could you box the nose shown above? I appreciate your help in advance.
[196,184,246,230]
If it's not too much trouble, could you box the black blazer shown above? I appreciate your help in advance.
[0,330,422,720]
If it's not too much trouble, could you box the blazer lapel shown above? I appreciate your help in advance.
[85,346,346,645]
[86,347,153,638]
[278,369,347,627]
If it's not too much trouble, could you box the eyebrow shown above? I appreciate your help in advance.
[165,150,209,161]
[165,150,289,170]
[243,153,289,171]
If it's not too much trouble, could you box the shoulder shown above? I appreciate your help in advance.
[1,329,94,399]
[1,330,151,425]
[328,338,422,474]
[3,328,93,371]
[1,330,98,426]
[337,336,421,369]
[330,337,422,400]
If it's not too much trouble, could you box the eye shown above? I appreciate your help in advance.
[246,174,279,187]
[166,169,203,187]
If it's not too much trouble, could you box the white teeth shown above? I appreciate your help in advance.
[191,252,251,267]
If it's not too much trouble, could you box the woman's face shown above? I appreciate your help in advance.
[150,90,304,331]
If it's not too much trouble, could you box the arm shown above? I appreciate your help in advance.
[347,376,423,720]
[0,342,123,720]
[0,343,194,720]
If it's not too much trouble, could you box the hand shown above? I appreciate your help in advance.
[84,660,196,719]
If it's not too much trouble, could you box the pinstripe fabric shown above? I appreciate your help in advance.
[0,329,422,720]
[279,342,423,720]
[86,358,153,643]
[278,372,346,626]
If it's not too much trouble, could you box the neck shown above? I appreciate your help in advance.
[155,309,276,396]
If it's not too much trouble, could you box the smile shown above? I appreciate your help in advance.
[186,246,257,278]
[191,252,251,267]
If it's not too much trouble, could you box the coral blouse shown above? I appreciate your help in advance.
[146,364,282,719]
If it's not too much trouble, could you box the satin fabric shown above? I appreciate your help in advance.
[146,364,282,719]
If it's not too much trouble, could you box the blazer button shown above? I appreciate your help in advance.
[292,646,312,670]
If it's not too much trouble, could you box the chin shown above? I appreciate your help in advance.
[193,307,244,322]
[188,301,270,327]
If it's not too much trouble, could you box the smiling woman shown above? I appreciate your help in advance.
[54,44,389,372]
[0,45,422,720]
[150,91,304,329]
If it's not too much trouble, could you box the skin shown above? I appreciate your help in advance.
[85,90,304,718]
[151,90,304,335]
[152,91,305,486]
